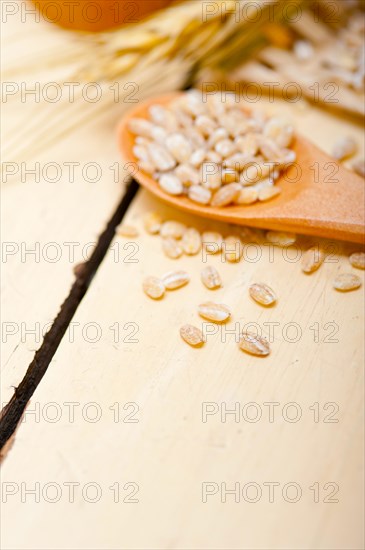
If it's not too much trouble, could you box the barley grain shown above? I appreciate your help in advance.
[235,133,259,156]
[352,158,365,178]
[254,177,274,192]
[175,164,200,186]
[239,332,270,356]
[333,273,362,291]
[349,252,365,270]
[259,136,283,161]
[240,163,265,185]
[162,237,183,259]
[148,143,176,171]
[224,153,256,171]
[258,186,282,202]
[301,247,325,273]
[223,235,243,262]
[201,266,222,289]
[211,183,241,207]
[235,187,258,205]
[208,128,229,147]
[144,211,162,234]
[215,139,236,158]
[190,148,206,168]
[188,185,212,205]
[266,231,296,246]
[278,149,296,166]
[151,126,168,144]
[264,117,294,148]
[166,133,192,163]
[249,283,277,306]
[138,160,156,174]
[158,173,183,195]
[160,221,186,239]
[206,151,222,164]
[332,136,357,160]
[128,118,155,138]
[182,228,202,255]
[202,231,223,254]
[149,105,177,131]
[222,168,238,184]
[116,224,139,238]
[133,144,151,163]
[143,276,165,299]
[162,270,190,290]
[195,115,217,136]
[180,324,204,347]
[200,163,222,190]
[198,302,231,322]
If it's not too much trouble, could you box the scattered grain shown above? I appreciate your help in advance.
[143,276,165,299]
[162,237,183,259]
[201,266,222,289]
[249,283,277,306]
[116,224,139,238]
[198,301,231,322]
[144,211,162,234]
[266,231,296,247]
[202,231,223,254]
[349,252,365,270]
[333,273,362,291]
[301,247,325,273]
[162,270,190,290]
[239,332,270,356]
[223,235,243,262]
[180,324,204,347]
[182,228,202,255]
[160,221,186,239]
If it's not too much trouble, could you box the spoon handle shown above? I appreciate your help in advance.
[267,137,365,243]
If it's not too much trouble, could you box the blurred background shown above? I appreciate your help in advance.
[2,0,364,167]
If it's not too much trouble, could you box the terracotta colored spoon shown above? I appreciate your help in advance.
[118,93,365,243]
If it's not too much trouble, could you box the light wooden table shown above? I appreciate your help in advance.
[1,7,364,550]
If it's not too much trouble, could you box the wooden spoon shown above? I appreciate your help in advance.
[118,93,365,243]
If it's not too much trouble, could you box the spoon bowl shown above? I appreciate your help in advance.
[118,92,365,243]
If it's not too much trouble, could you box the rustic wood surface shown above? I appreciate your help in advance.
[1,6,364,550]
[0,8,184,405]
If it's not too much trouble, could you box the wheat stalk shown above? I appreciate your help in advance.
[1,0,318,165]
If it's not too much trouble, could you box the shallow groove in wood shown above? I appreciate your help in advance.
[0,179,140,450]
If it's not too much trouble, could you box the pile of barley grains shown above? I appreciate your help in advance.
[129,90,296,207]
